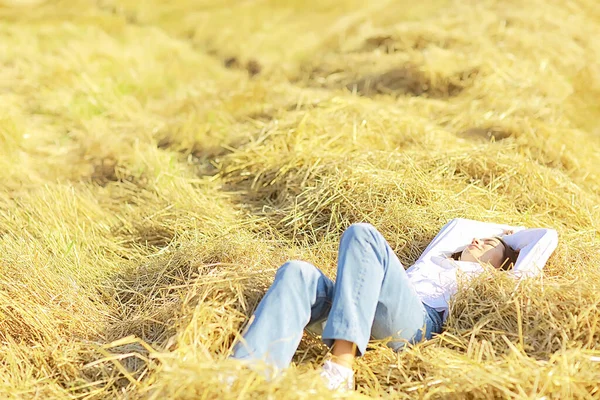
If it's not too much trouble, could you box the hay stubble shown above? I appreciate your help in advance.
[0,0,599,398]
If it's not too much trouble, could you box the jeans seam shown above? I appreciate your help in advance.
[350,255,367,344]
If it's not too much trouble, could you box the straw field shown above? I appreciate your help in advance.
[1,0,599,398]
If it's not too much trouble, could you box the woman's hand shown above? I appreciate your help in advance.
[502,229,514,235]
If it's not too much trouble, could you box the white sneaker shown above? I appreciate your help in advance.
[320,360,354,391]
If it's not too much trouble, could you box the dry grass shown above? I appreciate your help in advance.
[0,0,599,398]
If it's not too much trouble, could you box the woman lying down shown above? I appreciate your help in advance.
[229,218,558,391]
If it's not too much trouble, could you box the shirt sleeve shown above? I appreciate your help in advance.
[416,218,524,264]
[501,228,559,278]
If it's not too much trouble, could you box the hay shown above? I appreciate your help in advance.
[1,0,600,398]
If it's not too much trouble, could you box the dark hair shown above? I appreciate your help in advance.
[450,237,519,271]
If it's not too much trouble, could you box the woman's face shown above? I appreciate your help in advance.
[460,237,505,269]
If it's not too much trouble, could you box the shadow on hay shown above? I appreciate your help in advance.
[346,66,478,98]
[242,100,323,123]
[219,177,336,246]
[223,56,263,77]
[88,156,150,188]
[359,33,463,53]
[300,63,479,98]
[112,220,177,253]
[79,253,204,389]
[87,246,273,389]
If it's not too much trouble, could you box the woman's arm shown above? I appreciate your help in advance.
[502,228,559,278]
[417,218,524,263]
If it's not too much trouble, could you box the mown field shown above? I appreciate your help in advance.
[1,0,599,398]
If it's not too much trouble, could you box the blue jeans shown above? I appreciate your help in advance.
[231,223,444,371]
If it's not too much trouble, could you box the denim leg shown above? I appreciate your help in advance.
[372,299,444,352]
[322,223,439,355]
[231,260,334,370]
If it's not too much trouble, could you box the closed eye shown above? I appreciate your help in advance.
[484,238,500,247]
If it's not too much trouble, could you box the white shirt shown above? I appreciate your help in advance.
[406,218,559,319]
